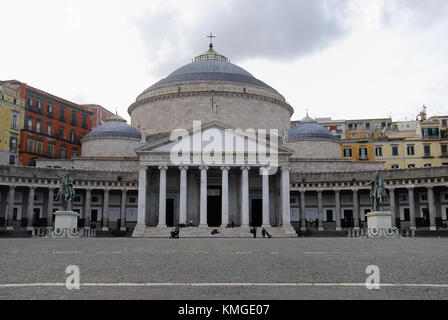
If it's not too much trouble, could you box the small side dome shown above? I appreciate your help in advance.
[289,113,336,141]
[84,114,141,140]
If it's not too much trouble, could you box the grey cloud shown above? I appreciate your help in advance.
[381,0,448,26]
[133,0,350,77]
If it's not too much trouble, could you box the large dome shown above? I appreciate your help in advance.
[138,44,278,98]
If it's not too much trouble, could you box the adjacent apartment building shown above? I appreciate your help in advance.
[3,81,93,166]
[0,81,26,165]
[81,104,115,129]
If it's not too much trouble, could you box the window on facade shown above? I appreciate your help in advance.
[36,140,43,154]
[27,118,33,131]
[46,123,52,136]
[60,146,67,159]
[71,148,78,158]
[392,146,399,156]
[28,98,34,108]
[82,116,87,129]
[9,134,18,153]
[70,130,76,143]
[381,122,386,128]
[47,144,54,157]
[391,164,399,169]
[441,144,447,157]
[424,145,431,157]
[37,101,43,113]
[424,164,432,168]
[48,104,53,115]
[35,120,41,133]
[443,119,447,127]
[404,208,410,221]
[408,164,415,168]
[60,108,65,121]
[27,138,34,153]
[375,146,383,157]
[358,147,368,159]
[178,87,182,93]
[365,123,370,129]
[326,210,334,222]
[11,112,19,130]
[343,148,352,157]
[422,128,439,139]
[58,126,64,139]
[407,145,415,155]
[71,111,76,125]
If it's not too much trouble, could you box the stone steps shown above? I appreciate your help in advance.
[139,227,296,238]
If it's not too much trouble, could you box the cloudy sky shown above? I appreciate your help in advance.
[1,0,447,122]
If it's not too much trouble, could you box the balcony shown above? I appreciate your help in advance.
[358,155,369,160]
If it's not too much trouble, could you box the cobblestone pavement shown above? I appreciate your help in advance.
[1,238,448,300]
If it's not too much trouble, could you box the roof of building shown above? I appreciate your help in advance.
[83,114,141,140]
[289,114,337,141]
[140,44,278,95]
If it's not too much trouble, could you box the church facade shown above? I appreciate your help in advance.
[1,43,447,236]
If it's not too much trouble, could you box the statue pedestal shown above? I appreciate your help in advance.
[366,211,397,238]
[54,211,79,230]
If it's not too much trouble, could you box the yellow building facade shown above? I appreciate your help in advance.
[0,81,25,165]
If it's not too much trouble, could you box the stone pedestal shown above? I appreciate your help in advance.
[54,211,79,230]
[366,211,392,230]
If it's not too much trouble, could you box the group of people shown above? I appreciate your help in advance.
[250,227,272,238]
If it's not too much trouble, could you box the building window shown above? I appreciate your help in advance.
[391,164,399,169]
[442,119,447,127]
[408,164,415,168]
[407,145,415,155]
[9,134,18,153]
[71,111,77,125]
[71,148,78,158]
[82,116,87,129]
[365,123,370,129]
[243,88,247,93]
[441,145,447,157]
[36,140,43,154]
[58,126,64,139]
[35,120,41,133]
[70,130,76,143]
[343,148,352,157]
[11,112,19,130]
[47,144,54,157]
[36,101,43,113]
[422,128,439,139]
[424,164,431,168]
[424,145,431,157]
[358,147,368,159]
[28,98,34,108]
[60,108,65,121]
[178,87,182,93]
[60,145,67,159]
[381,122,386,128]
[27,138,34,153]
[27,118,33,131]
[326,210,334,222]
[48,104,53,115]
[375,146,383,157]
[46,123,52,136]
[392,146,399,156]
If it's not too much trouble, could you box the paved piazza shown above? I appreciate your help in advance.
[1,238,448,300]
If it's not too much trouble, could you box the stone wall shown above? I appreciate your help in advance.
[36,158,139,172]
[82,137,140,158]
[290,159,384,173]
[287,140,342,160]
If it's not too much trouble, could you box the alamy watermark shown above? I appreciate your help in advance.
[365,265,380,290]
[65,265,80,290]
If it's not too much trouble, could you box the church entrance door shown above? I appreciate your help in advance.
[251,199,262,227]
[207,188,221,227]
[166,199,175,227]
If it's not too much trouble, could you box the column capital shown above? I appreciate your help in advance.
[103,188,111,193]
[334,189,341,194]
[427,185,434,190]
[179,165,189,171]
[139,165,148,171]
[122,188,128,193]
[220,166,231,171]
[9,185,16,191]
[199,165,209,171]
[407,186,415,190]
[351,188,359,192]
[240,166,251,171]
[281,166,290,172]
[158,165,168,170]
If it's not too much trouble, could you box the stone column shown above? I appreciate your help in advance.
[7,185,15,230]
[102,189,110,231]
[352,189,360,230]
[120,189,127,231]
[179,166,189,225]
[408,187,416,230]
[137,166,148,227]
[300,190,306,231]
[261,167,270,227]
[221,166,230,228]
[26,187,36,231]
[157,166,168,228]
[335,190,342,231]
[317,190,324,231]
[199,166,208,227]
[84,189,92,229]
[388,188,396,228]
[47,187,55,228]
[241,166,250,227]
[281,167,292,228]
[428,186,437,231]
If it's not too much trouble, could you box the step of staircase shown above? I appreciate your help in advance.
[138,227,297,238]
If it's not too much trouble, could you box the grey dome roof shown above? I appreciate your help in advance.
[140,45,278,95]
[289,122,336,141]
[84,115,141,140]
